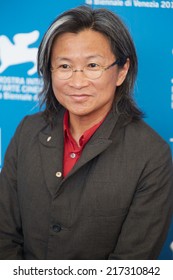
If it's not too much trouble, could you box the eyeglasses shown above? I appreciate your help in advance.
[50,59,121,80]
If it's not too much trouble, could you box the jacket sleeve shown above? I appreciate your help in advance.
[0,119,26,260]
[109,142,173,260]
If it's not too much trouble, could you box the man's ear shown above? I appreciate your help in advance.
[116,58,130,86]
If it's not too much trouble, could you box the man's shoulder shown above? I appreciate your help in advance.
[16,109,64,140]
[25,111,47,122]
[130,119,165,142]
[124,118,170,153]
[17,111,47,135]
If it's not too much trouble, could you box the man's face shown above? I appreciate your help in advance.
[51,29,129,122]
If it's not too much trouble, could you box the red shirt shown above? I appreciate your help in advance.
[63,111,105,177]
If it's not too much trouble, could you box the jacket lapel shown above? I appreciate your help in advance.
[39,109,65,197]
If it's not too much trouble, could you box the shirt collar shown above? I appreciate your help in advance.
[63,110,106,148]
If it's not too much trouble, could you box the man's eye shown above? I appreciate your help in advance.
[87,63,100,69]
[58,64,71,69]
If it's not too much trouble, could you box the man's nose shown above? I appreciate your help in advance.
[69,69,89,88]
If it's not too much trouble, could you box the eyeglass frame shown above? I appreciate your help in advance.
[50,58,126,80]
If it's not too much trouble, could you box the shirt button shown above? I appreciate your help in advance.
[52,224,61,232]
[56,171,62,177]
[70,152,76,159]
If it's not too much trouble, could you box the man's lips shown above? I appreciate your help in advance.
[66,94,92,101]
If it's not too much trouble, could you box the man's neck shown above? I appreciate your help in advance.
[68,111,108,145]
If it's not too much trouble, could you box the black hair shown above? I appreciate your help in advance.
[37,5,143,125]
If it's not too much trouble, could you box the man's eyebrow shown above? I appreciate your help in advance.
[54,54,105,61]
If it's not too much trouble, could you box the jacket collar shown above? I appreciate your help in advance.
[39,106,120,197]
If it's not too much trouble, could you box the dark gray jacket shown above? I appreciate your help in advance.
[0,108,173,259]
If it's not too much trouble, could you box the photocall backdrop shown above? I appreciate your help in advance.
[0,0,173,259]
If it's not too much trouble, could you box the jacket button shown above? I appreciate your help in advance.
[56,171,62,178]
[52,224,62,232]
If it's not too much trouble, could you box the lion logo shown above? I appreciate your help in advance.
[0,30,39,76]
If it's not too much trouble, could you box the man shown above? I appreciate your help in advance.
[0,5,172,259]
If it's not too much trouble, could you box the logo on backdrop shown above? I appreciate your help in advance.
[0,30,43,102]
[85,0,173,9]
[0,30,39,76]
